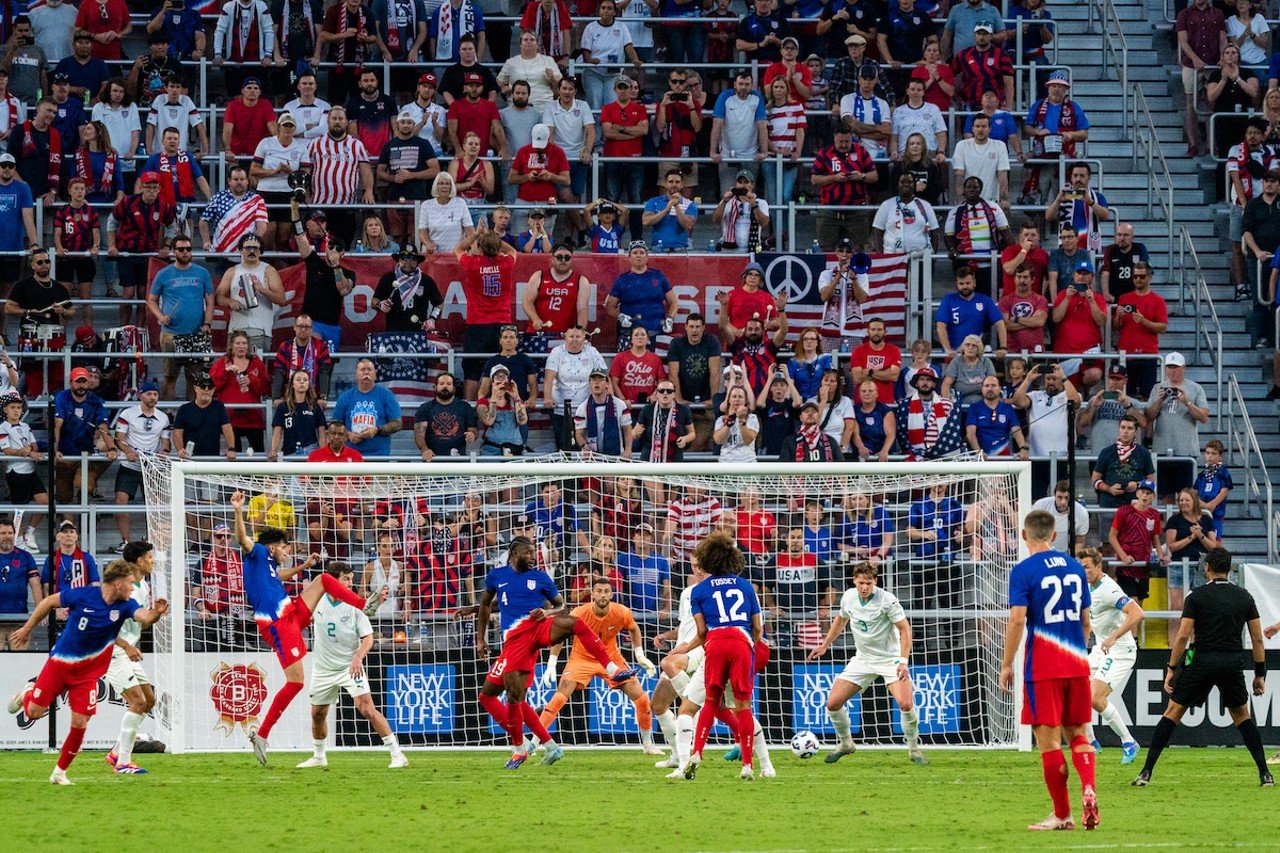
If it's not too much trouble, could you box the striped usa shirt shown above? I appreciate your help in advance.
[666,495,724,562]
[303,134,370,205]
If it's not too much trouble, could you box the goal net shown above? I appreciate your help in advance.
[140,455,1029,753]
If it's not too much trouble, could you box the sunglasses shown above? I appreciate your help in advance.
[196,382,214,389]
[670,78,687,85]
[499,324,518,333]
[32,259,50,265]
[0,163,14,169]
[656,388,675,394]
[553,253,572,261]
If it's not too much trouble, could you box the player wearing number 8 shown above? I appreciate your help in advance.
[1000,509,1099,831]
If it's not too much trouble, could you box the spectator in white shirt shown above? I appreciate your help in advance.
[889,79,947,161]
[951,112,1010,208]
[872,172,940,253]
[839,67,892,159]
[1030,479,1090,552]
[714,385,760,463]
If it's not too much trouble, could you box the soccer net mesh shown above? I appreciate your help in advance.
[140,455,1028,753]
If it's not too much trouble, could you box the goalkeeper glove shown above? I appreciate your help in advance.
[617,312,633,328]
[539,654,558,689]
[634,649,657,676]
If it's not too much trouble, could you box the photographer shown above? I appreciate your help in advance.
[292,197,354,352]
[1112,260,1166,399]
[757,367,803,458]
[711,171,769,254]
[1077,364,1147,453]
[1144,352,1210,499]
[476,366,527,457]
[1011,361,1079,496]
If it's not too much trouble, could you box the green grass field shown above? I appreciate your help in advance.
[0,747,1272,851]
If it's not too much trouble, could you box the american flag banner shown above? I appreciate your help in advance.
[207,191,268,253]
[366,332,453,423]
[755,252,910,345]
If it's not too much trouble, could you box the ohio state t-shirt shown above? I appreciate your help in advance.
[609,349,664,403]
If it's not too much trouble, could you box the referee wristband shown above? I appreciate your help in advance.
[1257,662,1267,679]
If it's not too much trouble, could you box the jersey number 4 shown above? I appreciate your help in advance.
[711,589,747,623]
[1040,575,1083,624]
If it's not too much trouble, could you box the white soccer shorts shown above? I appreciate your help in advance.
[105,646,151,693]
[679,646,708,706]
[836,656,902,689]
[1088,646,1136,693]
[309,666,371,706]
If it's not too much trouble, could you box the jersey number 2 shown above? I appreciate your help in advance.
[712,589,747,623]
[1040,575,1083,624]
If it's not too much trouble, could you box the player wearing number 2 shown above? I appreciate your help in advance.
[807,562,927,766]
[682,531,765,782]
[1000,509,1099,832]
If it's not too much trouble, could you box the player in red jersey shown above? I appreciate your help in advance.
[8,561,168,784]
[1000,509,1099,831]
[520,245,589,353]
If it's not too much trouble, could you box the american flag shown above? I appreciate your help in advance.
[366,332,452,422]
[207,191,268,253]
[757,252,910,344]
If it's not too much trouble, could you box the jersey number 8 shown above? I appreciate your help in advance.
[1039,574,1083,624]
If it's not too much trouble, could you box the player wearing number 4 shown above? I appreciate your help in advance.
[1078,548,1143,764]
[297,562,408,770]
[7,561,169,785]
[229,490,387,766]
[1000,509,1099,832]
[809,562,926,765]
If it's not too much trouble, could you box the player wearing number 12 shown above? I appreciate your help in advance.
[683,532,765,782]
[1000,509,1099,831]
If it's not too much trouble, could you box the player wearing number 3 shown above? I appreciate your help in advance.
[807,562,926,766]
[1000,509,1099,832]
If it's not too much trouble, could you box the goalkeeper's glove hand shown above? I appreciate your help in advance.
[661,316,674,335]
[634,649,657,676]
[539,654,558,689]
[617,312,633,328]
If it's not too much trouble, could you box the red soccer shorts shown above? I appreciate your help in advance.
[753,639,771,675]
[703,630,755,702]
[32,655,106,716]
[1022,675,1093,727]
[258,596,312,668]
[486,618,555,686]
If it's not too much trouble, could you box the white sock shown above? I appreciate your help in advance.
[1101,702,1135,744]
[313,738,326,758]
[639,728,654,747]
[902,706,920,747]
[657,709,678,748]
[381,734,402,755]
[675,715,694,766]
[753,720,772,770]
[1084,721,1096,743]
[669,671,690,693]
[115,712,144,765]
[605,662,621,677]
[830,706,852,745]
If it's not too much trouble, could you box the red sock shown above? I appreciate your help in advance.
[479,692,514,740]
[1071,735,1097,792]
[258,681,303,740]
[736,708,755,768]
[570,619,614,670]
[21,684,35,717]
[692,691,722,757]
[58,725,86,771]
[1040,749,1072,820]
[715,706,741,737]
[506,699,525,747]
[321,573,367,609]
[521,702,554,745]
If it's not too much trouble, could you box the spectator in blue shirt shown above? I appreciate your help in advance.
[906,482,964,559]
[964,376,1027,457]
[641,170,699,251]
[1194,439,1231,538]
[0,519,40,622]
[933,265,1007,357]
[54,32,111,102]
[941,0,1006,58]
[524,482,588,552]
[332,358,402,456]
[147,2,206,61]
[617,523,671,613]
[605,241,678,350]
[54,367,118,506]
[964,89,1023,158]
[0,157,37,267]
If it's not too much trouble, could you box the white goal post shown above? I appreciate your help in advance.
[141,457,1031,754]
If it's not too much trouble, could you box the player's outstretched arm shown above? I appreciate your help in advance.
[229,491,255,553]
[10,593,61,646]
[807,615,849,661]
[135,599,170,629]
[280,552,320,581]
[998,605,1027,692]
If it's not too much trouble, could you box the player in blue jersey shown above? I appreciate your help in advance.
[1000,509,1099,831]
[7,561,168,785]
[683,531,764,782]
[229,490,384,766]
[475,536,643,770]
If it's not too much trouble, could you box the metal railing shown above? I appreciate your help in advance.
[1225,373,1275,561]
[1087,0,1131,135]
[1131,85,1177,285]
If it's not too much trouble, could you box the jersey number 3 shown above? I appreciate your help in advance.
[712,589,747,623]
[1040,575,1083,624]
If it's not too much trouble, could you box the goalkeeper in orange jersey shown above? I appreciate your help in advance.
[532,577,661,755]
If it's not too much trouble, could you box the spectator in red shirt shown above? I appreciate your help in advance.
[722,261,782,345]
[222,77,279,168]
[306,422,364,552]
[509,123,570,210]
[1175,0,1227,156]
[75,0,131,61]
[950,23,1013,108]
[999,221,1049,297]
[455,227,519,398]
[209,330,272,452]
[763,37,813,104]
[601,76,649,238]
[997,264,1049,354]
[1113,260,1167,399]
[731,487,777,557]
[447,71,507,157]
[811,126,877,251]
[196,523,246,620]
[520,0,574,64]
[848,318,903,405]
[610,325,664,403]
[1108,479,1170,604]
[1050,257,1107,388]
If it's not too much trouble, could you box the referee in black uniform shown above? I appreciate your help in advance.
[1133,547,1273,787]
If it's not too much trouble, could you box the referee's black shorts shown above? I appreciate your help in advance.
[1171,651,1250,710]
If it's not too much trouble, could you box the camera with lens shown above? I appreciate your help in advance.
[1164,386,1177,399]
[732,186,748,197]
[287,170,311,203]
[1122,304,1135,314]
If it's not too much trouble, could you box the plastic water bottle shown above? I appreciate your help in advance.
[707,239,717,253]
[811,239,821,254]
[354,239,364,254]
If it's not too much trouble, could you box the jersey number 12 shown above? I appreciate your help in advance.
[712,589,747,624]
[1040,575,1083,624]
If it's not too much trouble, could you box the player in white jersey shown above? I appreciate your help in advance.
[1079,548,1143,764]
[104,544,158,774]
[296,563,408,770]
[808,562,927,765]
[649,558,774,778]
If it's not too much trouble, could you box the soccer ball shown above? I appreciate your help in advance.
[790,731,820,759]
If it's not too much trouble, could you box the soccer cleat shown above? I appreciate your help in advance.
[542,745,565,765]
[248,727,269,766]
[105,750,118,769]
[1082,786,1099,830]
[683,753,701,780]
[908,747,929,766]
[722,745,741,762]
[1027,814,1075,831]
[641,743,664,756]
[113,762,148,775]
[759,766,776,779]
[1261,772,1275,788]
[388,753,409,769]
[1090,739,1101,752]
[1121,742,1139,765]
[363,586,388,617]
[608,665,644,687]
[1268,751,1280,766]
[504,751,528,770]
[654,755,678,769]
[296,755,328,769]
[665,767,686,780]
[7,679,33,715]
[739,765,754,782]
[1131,769,1151,787]
[824,741,856,764]
[49,768,73,786]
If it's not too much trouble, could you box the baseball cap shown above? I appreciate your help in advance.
[58,519,77,532]
[213,523,231,536]
[139,380,161,395]
[781,36,799,48]
[0,151,19,165]
[528,208,546,218]
[418,72,438,86]
[463,71,483,85]
[1047,70,1071,87]
[396,108,417,122]
[489,364,511,378]
[858,62,880,79]
[836,238,854,252]
[614,75,633,90]
[241,76,262,89]
[70,367,91,382]
[1164,352,1186,367]
[628,240,648,252]
[799,400,820,413]
[75,324,96,343]
[974,22,995,33]
[1108,364,1128,378]
[531,124,551,149]
[910,366,939,387]
[51,72,70,84]
[735,169,754,183]
[589,366,609,379]
[1074,258,1095,274]
[309,210,327,222]
[277,112,297,126]
[139,170,161,184]
[193,371,214,387]
[1136,479,1156,493]
[845,34,867,46]
[636,522,655,535]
